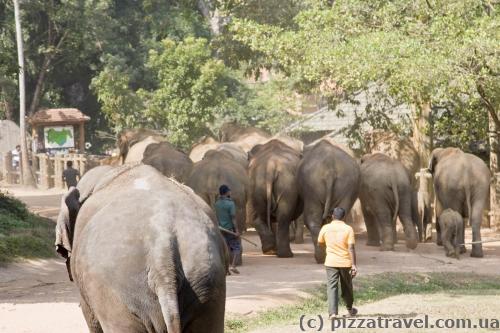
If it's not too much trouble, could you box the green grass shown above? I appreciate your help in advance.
[225,272,500,333]
[0,191,56,264]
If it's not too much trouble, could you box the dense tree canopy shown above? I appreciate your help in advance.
[228,0,499,150]
[1,0,498,152]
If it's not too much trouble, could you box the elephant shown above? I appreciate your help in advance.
[142,141,193,183]
[438,208,463,259]
[297,139,361,263]
[117,128,165,163]
[55,165,114,265]
[247,139,303,258]
[366,130,431,242]
[267,134,304,153]
[59,164,227,333]
[189,136,220,162]
[428,147,490,257]
[215,143,249,168]
[359,153,419,251]
[219,122,271,152]
[186,149,249,236]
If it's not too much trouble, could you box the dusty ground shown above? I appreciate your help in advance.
[1,185,500,332]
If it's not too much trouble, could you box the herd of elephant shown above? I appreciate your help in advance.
[54,123,491,332]
[115,124,490,262]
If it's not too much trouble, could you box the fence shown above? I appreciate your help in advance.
[1,152,104,189]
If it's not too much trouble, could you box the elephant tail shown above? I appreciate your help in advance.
[322,175,335,220]
[156,244,182,333]
[391,178,399,224]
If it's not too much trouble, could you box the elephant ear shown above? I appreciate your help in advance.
[65,187,81,246]
[428,148,443,174]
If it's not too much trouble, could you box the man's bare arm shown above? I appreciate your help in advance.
[348,244,357,277]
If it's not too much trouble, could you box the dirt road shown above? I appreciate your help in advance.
[1,187,500,332]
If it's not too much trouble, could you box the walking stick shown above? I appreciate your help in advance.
[218,226,258,247]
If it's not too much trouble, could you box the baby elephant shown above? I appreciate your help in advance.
[438,209,464,259]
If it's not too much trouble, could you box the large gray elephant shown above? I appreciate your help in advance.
[142,141,193,183]
[366,130,432,242]
[247,139,303,257]
[55,165,114,265]
[58,164,227,333]
[297,139,361,263]
[187,149,249,234]
[359,153,419,251]
[428,147,490,257]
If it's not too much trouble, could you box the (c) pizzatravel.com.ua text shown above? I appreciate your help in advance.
[299,315,500,331]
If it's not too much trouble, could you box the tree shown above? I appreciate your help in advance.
[228,0,499,223]
[13,0,35,186]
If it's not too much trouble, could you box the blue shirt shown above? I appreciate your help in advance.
[215,196,236,230]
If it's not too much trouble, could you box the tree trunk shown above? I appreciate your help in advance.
[13,0,36,187]
[28,57,50,116]
[197,0,224,36]
[412,101,433,167]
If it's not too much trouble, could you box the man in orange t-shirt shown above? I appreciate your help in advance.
[318,207,358,319]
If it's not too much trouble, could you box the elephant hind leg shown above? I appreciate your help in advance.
[361,205,380,247]
[80,297,103,333]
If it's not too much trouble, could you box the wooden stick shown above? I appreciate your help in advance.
[460,238,500,246]
[218,226,258,247]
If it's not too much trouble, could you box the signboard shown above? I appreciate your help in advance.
[44,126,75,149]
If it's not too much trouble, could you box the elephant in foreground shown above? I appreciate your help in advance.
[297,139,360,263]
[142,141,193,183]
[429,147,490,257]
[359,153,419,251]
[248,139,303,257]
[58,164,227,332]
[438,208,463,259]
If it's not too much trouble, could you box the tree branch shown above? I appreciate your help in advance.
[477,82,500,129]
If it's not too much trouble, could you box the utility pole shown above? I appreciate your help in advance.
[13,0,36,186]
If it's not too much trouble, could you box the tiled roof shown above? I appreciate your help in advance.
[29,108,90,125]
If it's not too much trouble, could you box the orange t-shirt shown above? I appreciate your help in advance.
[318,220,355,267]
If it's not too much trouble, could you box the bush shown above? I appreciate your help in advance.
[0,192,56,263]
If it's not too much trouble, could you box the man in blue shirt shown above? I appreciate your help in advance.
[215,184,241,275]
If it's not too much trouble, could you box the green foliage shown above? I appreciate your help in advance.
[145,37,238,146]
[228,0,500,149]
[0,192,55,263]
[225,272,500,333]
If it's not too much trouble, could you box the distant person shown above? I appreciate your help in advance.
[11,145,21,169]
[318,207,358,319]
[215,184,241,275]
[62,161,80,188]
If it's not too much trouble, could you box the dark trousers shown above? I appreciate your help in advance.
[326,266,353,316]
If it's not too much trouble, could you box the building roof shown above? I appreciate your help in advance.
[29,108,90,125]
[286,86,412,145]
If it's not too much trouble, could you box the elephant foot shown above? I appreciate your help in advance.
[263,249,277,255]
[294,236,304,244]
[436,239,443,246]
[277,250,294,258]
[380,244,395,251]
[366,240,381,247]
[459,246,467,254]
[470,247,484,258]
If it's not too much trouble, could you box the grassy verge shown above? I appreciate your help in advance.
[225,272,500,333]
[0,191,56,264]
